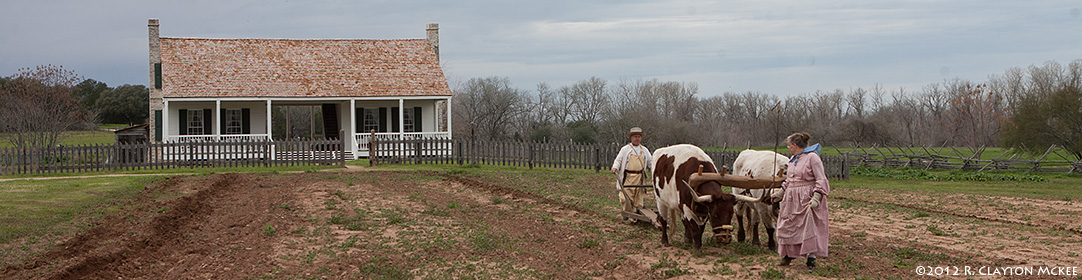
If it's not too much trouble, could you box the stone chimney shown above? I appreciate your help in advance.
[148,19,162,141]
[426,23,439,61]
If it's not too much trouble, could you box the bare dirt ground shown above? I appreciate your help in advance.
[2,170,1080,279]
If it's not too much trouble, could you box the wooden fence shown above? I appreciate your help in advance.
[370,139,850,179]
[0,139,345,176]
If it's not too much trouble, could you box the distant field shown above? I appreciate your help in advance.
[0,130,115,148]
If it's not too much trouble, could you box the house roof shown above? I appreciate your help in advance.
[159,38,452,98]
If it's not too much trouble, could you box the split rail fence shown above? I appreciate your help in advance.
[842,144,1082,174]
[370,138,850,179]
[0,139,345,176]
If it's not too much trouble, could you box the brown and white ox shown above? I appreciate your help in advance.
[651,144,760,251]
[732,149,789,250]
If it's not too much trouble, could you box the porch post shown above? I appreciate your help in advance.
[349,99,357,159]
[446,96,452,138]
[215,100,221,140]
[265,100,272,140]
[398,98,405,139]
[266,99,275,161]
[163,100,170,142]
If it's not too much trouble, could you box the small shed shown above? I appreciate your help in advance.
[114,124,150,164]
[115,124,150,144]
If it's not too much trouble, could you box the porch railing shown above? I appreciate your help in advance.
[355,132,450,157]
[167,134,271,143]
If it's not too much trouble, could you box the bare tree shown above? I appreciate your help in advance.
[451,77,529,141]
[0,65,88,149]
[565,77,610,124]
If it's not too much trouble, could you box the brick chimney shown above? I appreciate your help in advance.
[148,18,162,141]
[426,23,439,61]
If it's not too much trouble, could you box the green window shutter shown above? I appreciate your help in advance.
[154,63,162,89]
[203,109,212,135]
[220,109,227,134]
[378,107,387,132]
[178,109,188,135]
[242,108,251,134]
[391,107,400,133]
[154,110,162,141]
[414,107,423,132]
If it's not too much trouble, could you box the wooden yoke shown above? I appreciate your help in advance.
[689,167,785,190]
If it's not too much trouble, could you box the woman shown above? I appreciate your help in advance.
[776,132,829,270]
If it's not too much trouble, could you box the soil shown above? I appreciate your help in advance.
[2,170,1080,279]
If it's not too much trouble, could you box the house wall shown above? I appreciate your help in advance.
[166,101,269,136]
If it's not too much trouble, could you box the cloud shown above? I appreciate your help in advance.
[2,0,1080,97]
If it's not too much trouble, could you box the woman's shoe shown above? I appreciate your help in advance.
[778,256,794,266]
[806,257,817,270]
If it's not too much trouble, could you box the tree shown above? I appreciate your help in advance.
[1002,86,1082,159]
[95,84,149,125]
[0,65,88,149]
[74,79,109,112]
[451,77,529,140]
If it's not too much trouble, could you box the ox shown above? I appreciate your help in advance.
[651,144,759,251]
[731,149,789,250]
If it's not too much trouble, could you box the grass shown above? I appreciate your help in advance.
[835,168,1082,201]
[0,176,156,243]
[0,176,158,268]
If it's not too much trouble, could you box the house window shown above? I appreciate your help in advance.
[363,108,379,132]
[187,110,204,135]
[225,109,242,134]
[403,109,415,133]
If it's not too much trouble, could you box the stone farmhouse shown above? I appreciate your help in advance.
[146,19,452,159]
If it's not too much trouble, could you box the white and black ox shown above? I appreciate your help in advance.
[651,144,761,251]
[731,149,789,250]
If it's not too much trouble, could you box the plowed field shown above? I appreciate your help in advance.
[3,169,1079,279]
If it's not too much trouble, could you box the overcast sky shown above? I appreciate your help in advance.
[2,0,1080,97]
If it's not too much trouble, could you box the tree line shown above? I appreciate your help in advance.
[1,65,148,149]
[451,60,1082,159]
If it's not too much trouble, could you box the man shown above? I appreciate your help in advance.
[611,127,652,223]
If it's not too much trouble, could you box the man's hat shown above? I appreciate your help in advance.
[627,127,645,137]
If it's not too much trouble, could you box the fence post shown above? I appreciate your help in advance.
[594,145,600,173]
[339,130,347,167]
[369,130,377,167]
[413,139,420,165]
[458,140,464,166]
[528,141,534,170]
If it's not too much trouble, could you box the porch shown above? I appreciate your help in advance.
[158,97,452,160]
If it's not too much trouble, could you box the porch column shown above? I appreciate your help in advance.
[266,99,275,160]
[163,100,170,142]
[214,100,221,140]
[265,100,272,140]
[349,99,357,158]
[446,97,452,137]
[398,98,405,139]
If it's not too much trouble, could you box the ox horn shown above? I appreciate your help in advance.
[733,193,761,203]
[681,180,713,203]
